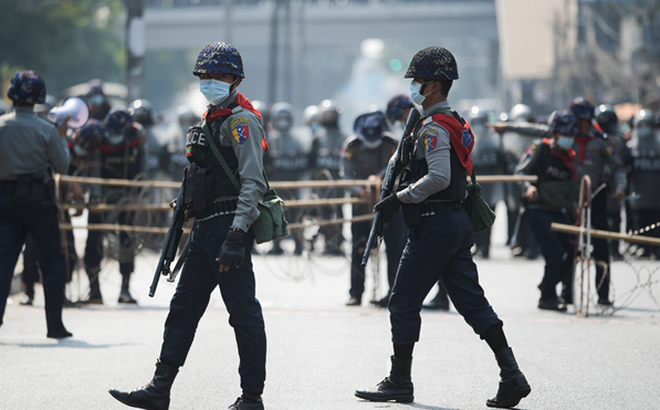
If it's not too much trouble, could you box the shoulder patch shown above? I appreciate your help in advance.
[525,144,537,158]
[230,117,250,144]
[422,129,439,153]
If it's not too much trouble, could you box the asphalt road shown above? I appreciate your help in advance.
[2,239,659,410]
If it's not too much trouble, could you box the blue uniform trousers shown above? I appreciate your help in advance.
[526,208,574,300]
[0,192,66,332]
[350,211,406,300]
[389,208,502,344]
[159,214,267,395]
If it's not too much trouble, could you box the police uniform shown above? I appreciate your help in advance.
[356,47,529,410]
[84,116,145,304]
[515,137,577,308]
[109,42,268,410]
[0,71,72,338]
[341,115,405,306]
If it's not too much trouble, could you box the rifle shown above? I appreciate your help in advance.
[149,182,189,297]
[361,109,421,267]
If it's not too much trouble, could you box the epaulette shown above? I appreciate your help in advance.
[345,135,361,147]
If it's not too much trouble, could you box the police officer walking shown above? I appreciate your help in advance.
[109,42,268,410]
[0,70,72,338]
[355,47,530,409]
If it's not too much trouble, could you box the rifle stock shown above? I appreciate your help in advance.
[149,183,187,297]
[361,109,421,267]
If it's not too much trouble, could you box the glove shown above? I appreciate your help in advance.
[216,229,246,271]
[374,193,402,224]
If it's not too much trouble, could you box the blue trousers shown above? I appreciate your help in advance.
[159,214,267,394]
[526,208,574,300]
[389,208,502,344]
[0,193,66,332]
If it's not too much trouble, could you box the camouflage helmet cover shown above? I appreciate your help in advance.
[405,46,459,81]
[7,70,46,105]
[193,42,245,78]
[549,111,579,137]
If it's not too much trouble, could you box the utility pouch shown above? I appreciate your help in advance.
[463,173,496,233]
[183,166,213,211]
[13,174,46,206]
[401,203,421,227]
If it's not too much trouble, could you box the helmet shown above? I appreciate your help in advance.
[568,97,595,120]
[509,104,534,123]
[318,99,343,126]
[193,42,244,78]
[302,104,320,126]
[633,109,655,129]
[468,106,490,126]
[270,102,294,132]
[595,104,618,134]
[404,46,459,81]
[72,119,103,156]
[176,105,199,127]
[7,70,46,105]
[386,95,413,123]
[105,107,133,136]
[128,99,156,126]
[251,100,270,125]
[549,111,578,136]
[354,111,386,142]
[34,95,57,118]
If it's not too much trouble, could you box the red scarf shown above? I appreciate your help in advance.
[203,92,269,152]
[574,135,595,165]
[430,113,474,175]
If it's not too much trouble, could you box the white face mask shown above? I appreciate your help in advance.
[556,135,574,150]
[409,81,430,113]
[105,132,124,146]
[200,79,233,106]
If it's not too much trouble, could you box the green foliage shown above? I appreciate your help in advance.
[0,0,124,97]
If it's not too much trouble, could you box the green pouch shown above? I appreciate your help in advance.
[202,121,289,244]
[537,180,579,209]
[462,173,496,233]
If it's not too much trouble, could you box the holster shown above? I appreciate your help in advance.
[183,166,213,211]
[13,173,47,206]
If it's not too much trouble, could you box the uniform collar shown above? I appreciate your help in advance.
[424,100,450,116]
[208,90,238,110]
[14,106,36,115]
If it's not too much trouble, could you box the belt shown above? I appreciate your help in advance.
[0,180,18,193]
[195,198,238,221]
[420,201,461,217]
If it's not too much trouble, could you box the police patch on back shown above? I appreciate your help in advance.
[231,117,249,144]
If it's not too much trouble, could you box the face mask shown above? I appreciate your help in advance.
[556,136,574,150]
[200,79,233,106]
[409,81,430,110]
[73,145,87,157]
[89,95,104,105]
[362,139,383,149]
[105,132,124,146]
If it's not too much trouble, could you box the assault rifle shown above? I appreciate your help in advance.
[361,109,421,267]
[149,182,189,297]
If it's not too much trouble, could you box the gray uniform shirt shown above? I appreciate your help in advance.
[213,92,268,232]
[0,107,69,181]
[396,101,452,204]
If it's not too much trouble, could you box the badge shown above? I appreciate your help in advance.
[422,129,438,153]
[231,117,250,144]
[525,145,536,158]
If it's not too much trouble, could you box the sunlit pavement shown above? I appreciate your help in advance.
[2,238,659,410]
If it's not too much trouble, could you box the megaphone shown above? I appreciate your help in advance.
[48,97,90,129]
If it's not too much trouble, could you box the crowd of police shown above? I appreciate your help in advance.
[2,35,660,409]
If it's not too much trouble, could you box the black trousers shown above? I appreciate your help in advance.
[350,211,406,300]
[159,214,267,395]
[590,192,611,300]
[389,208,502,343]
[0,192,66,332]
[84,211,135,276]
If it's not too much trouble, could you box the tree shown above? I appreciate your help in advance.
[0,0,124,99]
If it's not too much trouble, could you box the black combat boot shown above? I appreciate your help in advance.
[486,347,531,408]
[228,392,264,410]
[109,360,178,410]
[81,266,103,304]
[118,273,137,304]
[355,356,414,403]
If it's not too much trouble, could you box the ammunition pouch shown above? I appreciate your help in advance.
[537,180,579,209]
[194,197,238,221]
[183,165,213,212]
[13,173,50,206]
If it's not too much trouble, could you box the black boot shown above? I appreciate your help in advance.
[228,394,264,410]
[109,360,178,410]
[355,356,414,403]
[80,266,103,304]
[486,347,531,408]
[118,273,137,304]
